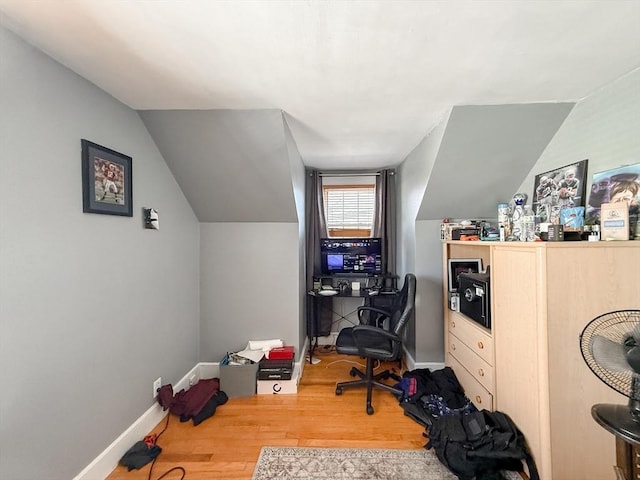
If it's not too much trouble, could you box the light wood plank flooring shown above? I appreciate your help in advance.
[105,348,426,480]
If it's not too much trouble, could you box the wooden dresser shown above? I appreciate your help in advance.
[442,240,640,480]
[447,310,494,410]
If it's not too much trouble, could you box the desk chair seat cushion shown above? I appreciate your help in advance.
[335,325,397,362]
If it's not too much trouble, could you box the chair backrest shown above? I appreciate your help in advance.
[391,273,416,336]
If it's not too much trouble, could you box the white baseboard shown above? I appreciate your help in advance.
[413,361,446,371]
[73,356,307,480]
[402,348,444,372]
[72,364,199,480]
[305,336,444,373]
[73,344,435,480]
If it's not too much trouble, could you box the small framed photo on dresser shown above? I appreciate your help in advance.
[447,258,482,292]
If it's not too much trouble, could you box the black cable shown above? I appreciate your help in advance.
[146,414,186,480]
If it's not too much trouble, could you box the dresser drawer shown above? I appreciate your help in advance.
[448,312,493,365]
[447,353,494,410]
[449,331,494,392]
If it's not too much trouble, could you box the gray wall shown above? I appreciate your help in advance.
[0,27,200,480]
[198,114,305,363]
[517,67,640,200]
[199,223,301,362]
[283,118,308,351]
[397,112,449,361]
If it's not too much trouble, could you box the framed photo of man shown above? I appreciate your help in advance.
[585,162,640,226]
[81,139,133,217]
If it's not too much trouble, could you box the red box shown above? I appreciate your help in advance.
[268,346,294,360]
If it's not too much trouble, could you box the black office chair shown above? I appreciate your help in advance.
[335,273,416,415]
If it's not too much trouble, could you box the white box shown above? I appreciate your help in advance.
[257,365,300,395]
[600,202,629,241]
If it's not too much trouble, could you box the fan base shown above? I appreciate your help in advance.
[592,404,640,445]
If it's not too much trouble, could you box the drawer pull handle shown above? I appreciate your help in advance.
[451,343,456,351]
[477,341,484,349]
[478,368,485,377]
[475,395,482,404]
[451,321,456,328]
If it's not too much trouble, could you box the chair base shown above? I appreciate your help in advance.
[335,358,402,415]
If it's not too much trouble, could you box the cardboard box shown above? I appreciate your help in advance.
[219,362,259,398]
[257,365,300,395]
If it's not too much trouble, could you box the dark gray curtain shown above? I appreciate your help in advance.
[373,169,396,276]
[305,170,330,337]
[305,169,327,289]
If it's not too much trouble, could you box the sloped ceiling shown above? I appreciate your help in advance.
[140,109,298,222]
[418,103,575,220]
[1,1,638,222]
[140,103,574,223]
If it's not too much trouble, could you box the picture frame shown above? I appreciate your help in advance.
[532,159,588,224]
[81,139,133,216]
[447,258,482,292]
[585,162,639,226]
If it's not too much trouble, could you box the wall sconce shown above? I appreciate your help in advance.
[142,207,159,230]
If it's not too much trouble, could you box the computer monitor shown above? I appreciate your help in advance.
[320,237,383,276]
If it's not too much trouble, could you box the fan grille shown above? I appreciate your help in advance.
[580,310,640,399]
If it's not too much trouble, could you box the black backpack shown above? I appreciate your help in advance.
[425,409,539,480]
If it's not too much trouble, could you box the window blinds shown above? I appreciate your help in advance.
[323,185,375,233]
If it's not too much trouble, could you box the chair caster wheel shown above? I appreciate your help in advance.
[336,387,343,395]
[367,405,374,415]
[349,367,358,377]
[380,371,390,380]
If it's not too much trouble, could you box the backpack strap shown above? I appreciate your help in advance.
[489,411,540,480]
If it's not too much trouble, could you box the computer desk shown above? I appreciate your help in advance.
[306,288,399,364]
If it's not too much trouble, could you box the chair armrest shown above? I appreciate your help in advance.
[351,324,400,345]
[351,325,401,359]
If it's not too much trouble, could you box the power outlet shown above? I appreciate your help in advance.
[189,374,197,386]
[153,377,162,398]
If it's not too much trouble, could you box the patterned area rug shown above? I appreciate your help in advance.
[251,446,523,480]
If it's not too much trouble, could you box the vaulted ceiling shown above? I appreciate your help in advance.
[1,1,638,221]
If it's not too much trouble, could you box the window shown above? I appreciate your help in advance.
[323,178,376,238]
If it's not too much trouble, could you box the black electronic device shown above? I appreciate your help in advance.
[458,271,491,328]
[320,237,383,276]
[258,358,294,380]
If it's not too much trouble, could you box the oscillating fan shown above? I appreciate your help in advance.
[580,310,640,444]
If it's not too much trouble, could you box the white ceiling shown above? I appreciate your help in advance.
[1,0,639,170]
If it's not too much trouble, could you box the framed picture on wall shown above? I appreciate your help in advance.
[81,139,133,216]
[447,258,482,292]
[585,162,640,225]
[532,159,588,224]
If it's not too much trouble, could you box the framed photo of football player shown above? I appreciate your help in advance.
[532,159,588,224]
[81,139,133,216]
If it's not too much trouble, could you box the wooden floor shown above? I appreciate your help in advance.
[105,348,426,480]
